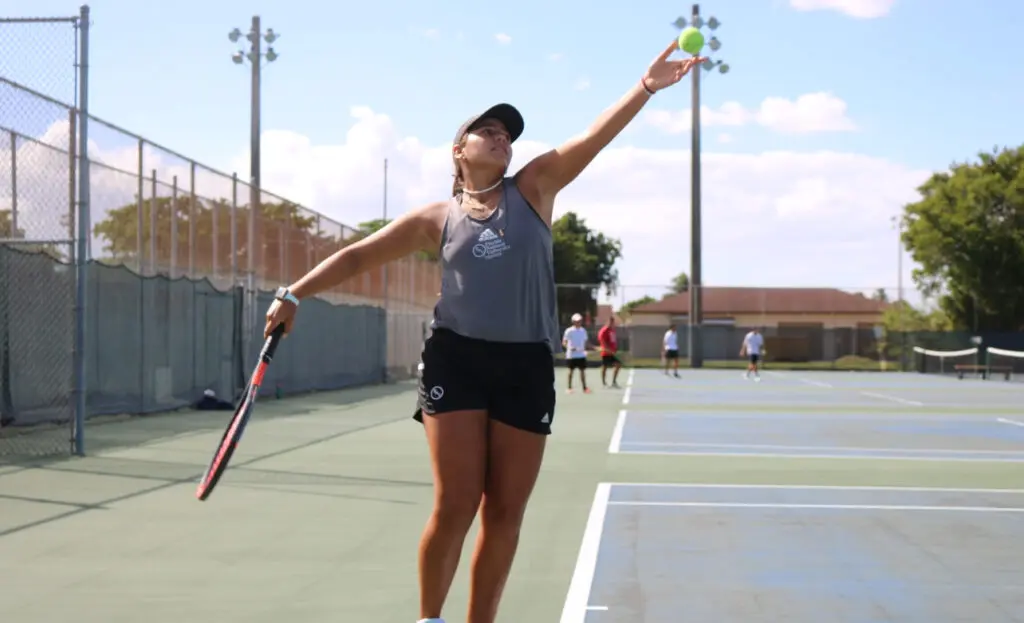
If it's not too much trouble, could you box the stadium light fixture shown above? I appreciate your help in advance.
[671,4,729,369]
[228,15,280,368]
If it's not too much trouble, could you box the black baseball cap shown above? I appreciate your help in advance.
[453,103,525,145]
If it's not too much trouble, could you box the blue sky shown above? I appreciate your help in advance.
[2,0,1022,303]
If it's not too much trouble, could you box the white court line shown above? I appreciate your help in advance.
[607,500,1024,513]
[558,483,611,623]
[861,391,925,407]
[610,482,1024,493]
[627,368,635,387]
[608,410,626,453]
[997,417,1024,428]
[798,377,833,388]
[618,440,1016,456]
[586,606,609,611]
[613,448,1024,463]
[621,386,631,405]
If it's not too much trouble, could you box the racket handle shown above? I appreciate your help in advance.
[261,323,286,362]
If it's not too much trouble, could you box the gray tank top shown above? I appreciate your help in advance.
[430,177,560,351]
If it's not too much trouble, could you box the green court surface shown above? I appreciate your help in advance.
[1,368,1022,621]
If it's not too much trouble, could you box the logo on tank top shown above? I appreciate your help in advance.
[472,228,510,261]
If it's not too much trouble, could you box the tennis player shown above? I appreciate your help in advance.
[741,328,764,381]
[597,315,622,388]
[662,323,680,377]
[563,313,593,393]
[263,42,705,623]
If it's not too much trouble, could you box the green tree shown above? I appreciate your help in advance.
[0,210,69,261]
[354,217,438,261]
[882,300,952,334]
[552,212,622,326]
[619,295,656,319]
[670,271,690,294]
[91,196,347,277]
[0,210,25,239]
[902,145,1024,331]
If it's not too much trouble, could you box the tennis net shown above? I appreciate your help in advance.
[913,346,979,377]
[984,347,1024,382]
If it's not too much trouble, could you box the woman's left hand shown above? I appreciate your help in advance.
[642,40,708,93]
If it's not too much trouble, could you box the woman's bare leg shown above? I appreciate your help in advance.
[465,420,547,623]
[418,410,489,620]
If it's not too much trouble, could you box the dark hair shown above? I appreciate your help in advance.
[451,135,467,196]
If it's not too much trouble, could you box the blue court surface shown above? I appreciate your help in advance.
[610,409,1024,462]
[560,483,1024,623]
[614,369,1024,462]
[623,367,1024,411]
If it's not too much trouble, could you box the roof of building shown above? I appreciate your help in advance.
[630,287,890,315]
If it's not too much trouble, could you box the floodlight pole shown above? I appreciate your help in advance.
[229,16,278,369]
[674,5,727,368]
[689,3,703,369]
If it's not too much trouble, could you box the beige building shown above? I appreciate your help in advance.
[625,287,889,363]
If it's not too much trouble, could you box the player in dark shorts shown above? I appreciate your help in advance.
[598,316,622,388]
[262,42,705,623]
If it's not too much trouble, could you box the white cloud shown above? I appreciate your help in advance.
[717,133,734,144]
[573,77,591,91]
[788,0,895,18]
[756,93,857,133]
[1,106,930,303]
[645,92,857,135]
[494,33,512,45]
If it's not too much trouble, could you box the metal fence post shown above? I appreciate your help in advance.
[170,175,178,277]
[188,162,196,278]
[136,138,144,274]
[72,3,91,456]
[149,169,156,275]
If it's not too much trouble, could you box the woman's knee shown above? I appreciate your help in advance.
[432,488,483,532]
[478,493,528,534]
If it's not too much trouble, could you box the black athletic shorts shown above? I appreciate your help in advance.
[749,353,760,364]
[567,357,587,370]
[601,354,620,366]
[665,349,679,359]
[413,328,556,435]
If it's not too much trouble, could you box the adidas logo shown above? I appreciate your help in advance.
[541,413,550,424]
[478,229,498,242]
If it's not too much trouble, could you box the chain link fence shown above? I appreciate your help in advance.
[0,9,87,459]
[554,283,1024,372]
[1,6,439,461]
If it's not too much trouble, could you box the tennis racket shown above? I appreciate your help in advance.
[195,323,286,501]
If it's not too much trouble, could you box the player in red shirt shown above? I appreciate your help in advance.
[597,316,622,388]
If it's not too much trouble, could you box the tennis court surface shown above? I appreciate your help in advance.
[2,367,1023,621]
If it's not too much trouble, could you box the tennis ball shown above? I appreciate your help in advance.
[677,27,704,55]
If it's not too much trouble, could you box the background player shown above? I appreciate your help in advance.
[562,313,592,393]
[662,323,680,377]
[740,328,764,381]
[597,316,622,388]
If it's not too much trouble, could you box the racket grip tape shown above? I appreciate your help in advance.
[261,323,287,362]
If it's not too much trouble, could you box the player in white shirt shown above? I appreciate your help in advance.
[740,328,764,381]
[662,324,680,377]
[562,313,592,394]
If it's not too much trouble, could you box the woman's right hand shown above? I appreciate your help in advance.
[264,298,298,339]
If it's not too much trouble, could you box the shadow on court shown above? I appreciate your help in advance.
[0,380,414,467]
